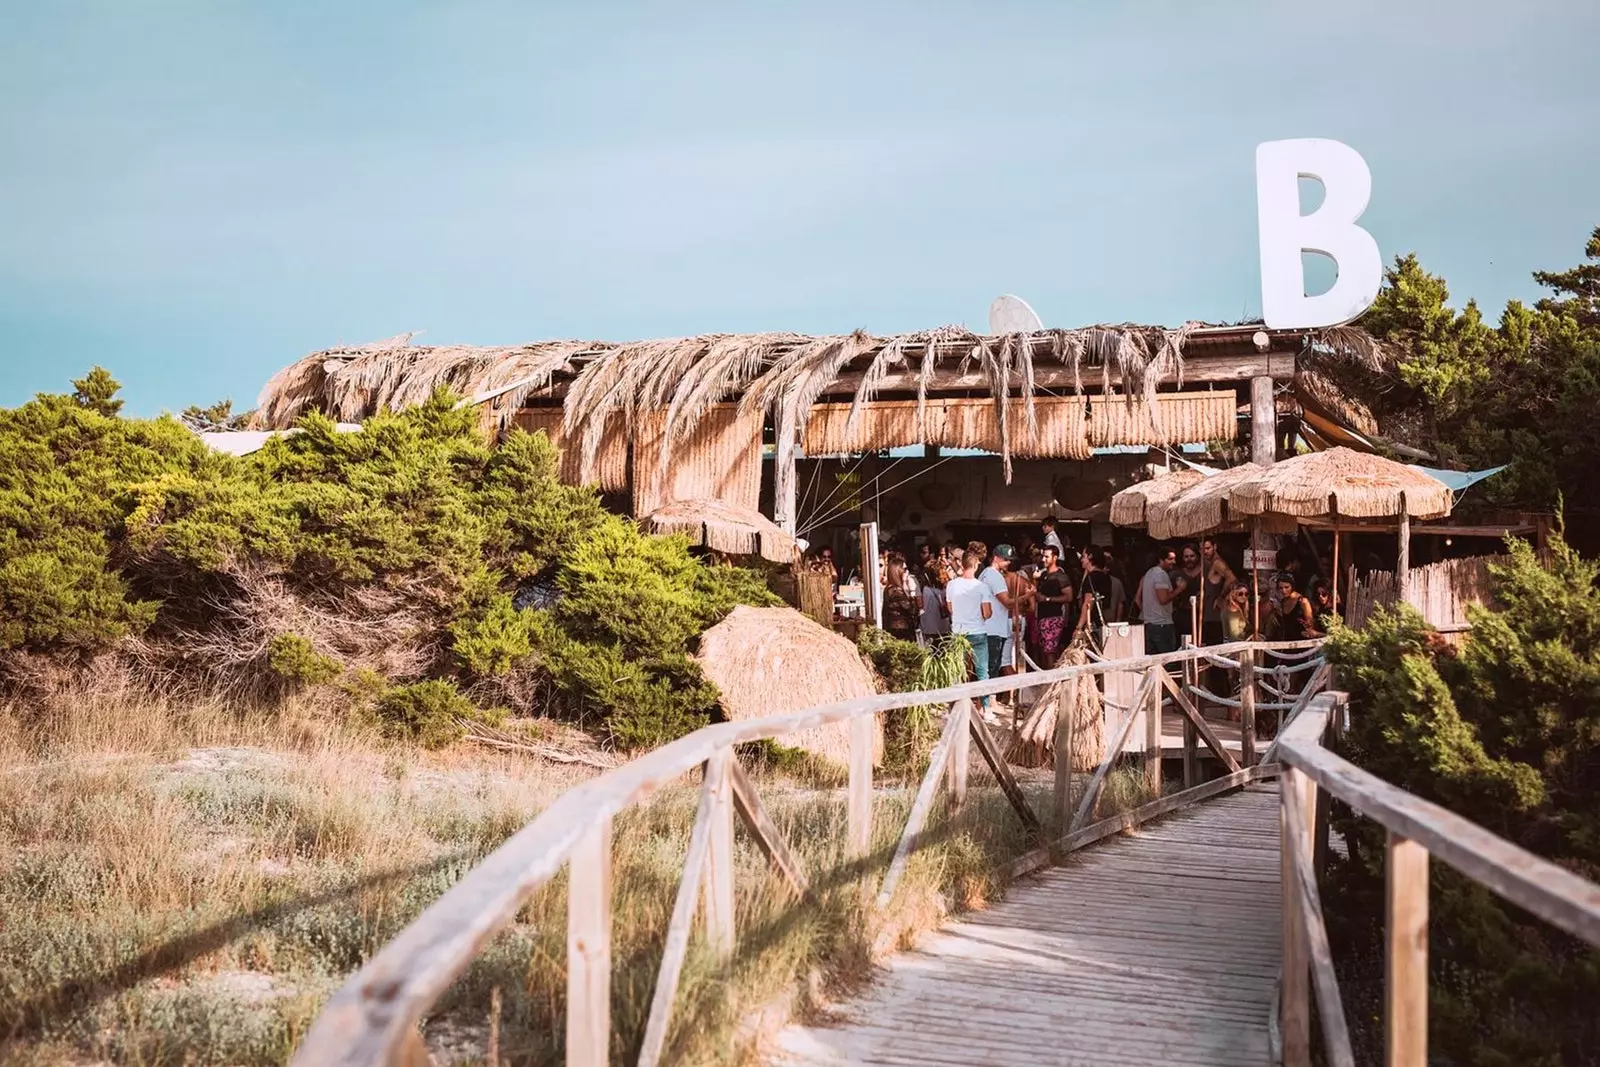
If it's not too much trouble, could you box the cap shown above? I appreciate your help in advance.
[994,543,1016,560]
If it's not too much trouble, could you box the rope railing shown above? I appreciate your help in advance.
[290,639,1320,1067]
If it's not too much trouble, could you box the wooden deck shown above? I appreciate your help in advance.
[775,784,1283,1067]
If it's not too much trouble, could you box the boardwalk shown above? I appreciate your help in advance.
[776,785,1283,1067]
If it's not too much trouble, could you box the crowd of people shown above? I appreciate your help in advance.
[805,516,1342,690]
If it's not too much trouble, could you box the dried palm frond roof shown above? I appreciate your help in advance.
[1108,468,1207,527]
[641,498,798,563]
[1228,446,1452,521]
[256,322,1386,483]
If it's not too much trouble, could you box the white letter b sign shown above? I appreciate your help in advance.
[1256,139,1381,329]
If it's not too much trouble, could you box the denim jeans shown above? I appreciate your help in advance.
[961,632,991,707]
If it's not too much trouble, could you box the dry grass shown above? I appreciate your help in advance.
[0,690,1045,1066]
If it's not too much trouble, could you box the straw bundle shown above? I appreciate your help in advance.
[1005,640,1103,770]
[801,400,938,455]
[632,404,763,516]
[803,398,1092,460]
[1109,468,1207,527]
[1086,391,1235,447]
[511,408,629,491]
[642,498,798,563]
[695,606,884,768]
[1228,447,1452,520]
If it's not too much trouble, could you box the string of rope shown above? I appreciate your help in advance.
[798,454,907,536]
[793,451,877,535]
[794,448,824,533]
[799,454,957,537]
[1183,684,1295,712]
[1261,644,1323,661]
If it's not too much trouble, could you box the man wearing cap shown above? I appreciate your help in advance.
[978,545,1020,689]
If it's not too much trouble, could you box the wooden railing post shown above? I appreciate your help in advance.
[1281,766,1312,1067]
[1181,640,1198,788]
[947,699,971,814]
[1053,684,1075,831]
[703,750,735,962]
[1144,660,1162,797]
[566,815,613,1067]
[1239,648,1257,767]
[848,714,874,880]
[1386,833,1429,1067]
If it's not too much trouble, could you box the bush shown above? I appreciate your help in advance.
[374,680,499,748]
[1,373,777,749]
[1321,529,1600,1065]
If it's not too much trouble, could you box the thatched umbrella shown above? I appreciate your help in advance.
[642,498,799,564]
[696,606,883,768]
[1108,468,1206,527]
[1227,446,1453,592]
[1147,463,1269,541]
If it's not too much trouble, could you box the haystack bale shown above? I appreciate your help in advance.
[696,606,884,768]
[1006,641,1103,771]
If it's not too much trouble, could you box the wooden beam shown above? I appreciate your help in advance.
[702,752,735,963]
[1143,671,1162,797]
[566,816,613,1067]
[1053,684,1075,831]
[847,713,874,867]
[1239,648,1257,767]
[822,351,1296,397]
[1069,669,1161,833]
[1251,375,1277,466]
[877,706,964,909]
[1396,509,1411,597]
[1281,768,1312,1067]
[947,698,971,814]
[637,763,721,1067]
[1159,671,1243,774]
[773,404,798,533]
[968,710,1044,836]
[1282,777,1356,1067]
[728,759,811,899]
[1386,834,1429,1067]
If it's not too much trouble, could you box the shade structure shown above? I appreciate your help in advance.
[1109,468,1207,527]
[1227,446,1452,521]
[642,498,799,564]
[1148,463,1290,540]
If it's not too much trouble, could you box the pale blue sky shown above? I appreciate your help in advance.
[3,1,1596,415]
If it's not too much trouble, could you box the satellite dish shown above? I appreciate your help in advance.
[989,294,1044,334]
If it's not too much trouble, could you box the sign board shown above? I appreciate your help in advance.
[1256,139,1381,329]
[1244,548,1277,572]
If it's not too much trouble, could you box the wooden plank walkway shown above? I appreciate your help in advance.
[775,784,1282,1067]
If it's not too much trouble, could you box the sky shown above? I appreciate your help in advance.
[2,1,1597,415]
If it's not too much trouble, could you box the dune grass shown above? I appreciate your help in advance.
[0,694,1057,1066]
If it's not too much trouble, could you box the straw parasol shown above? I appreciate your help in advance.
[642,498,799,564]
[1147,463,1270,540]
[1109,468,1206,527]
[696,606,883,768]
[1226,446,1452,521]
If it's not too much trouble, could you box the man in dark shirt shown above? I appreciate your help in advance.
[1033,545,1073,666]
[1078,546,1116,652]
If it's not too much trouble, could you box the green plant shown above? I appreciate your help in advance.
[374,680,498,748]
[266,633,341,686]
[1321,527,1600,1065]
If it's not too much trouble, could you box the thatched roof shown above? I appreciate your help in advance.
[1108,468,1206,527]
[642,498,798,563]
[695,606,882,767]
[1228,446,1452,521]
[255,322,1385,483]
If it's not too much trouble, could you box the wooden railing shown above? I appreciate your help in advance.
[1273,692,1600,1067]
[290,639,1321,1067]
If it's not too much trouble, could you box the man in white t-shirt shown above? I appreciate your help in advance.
[945,551,994,707]
[977,544,1018,683]
[1041,516,1066,559]
[1137,546,1183,654]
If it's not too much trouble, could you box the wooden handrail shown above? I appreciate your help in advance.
[292,639,1319,1066]
[1273,693,1600,1067]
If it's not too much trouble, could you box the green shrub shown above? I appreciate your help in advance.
[450,594,541,678]
[1321,528,1600,1065]
[374,680,499,748]
[266,633,341,685]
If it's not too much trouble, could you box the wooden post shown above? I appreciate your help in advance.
[773,405,798,534]
[1386,833,1429,1067]
[1396,507,1411,601]
[1281,767,1312,1067]
[1251,375,1277,467]
[1239,648,1256,768]
[1181,641,1198,789]
[1251,518,1263,637]
[566,816,613,1067]
[1331,524,1341,615]
[1054,683,1075,830]
[1144,658,1162,797]
[947,699,971,814]
[703,751,735,963]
